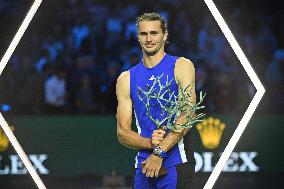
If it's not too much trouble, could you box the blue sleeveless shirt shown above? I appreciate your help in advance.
[129,54,188,169]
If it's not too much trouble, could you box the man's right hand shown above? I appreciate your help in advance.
[151,129,166,147]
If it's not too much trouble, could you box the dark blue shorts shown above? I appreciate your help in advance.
[134,162,194,189]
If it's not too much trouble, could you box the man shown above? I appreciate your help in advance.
[44,66,67,114]
[116,12,195,189]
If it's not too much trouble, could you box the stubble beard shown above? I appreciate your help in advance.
[142,43,163,57]
[143,48,158,56]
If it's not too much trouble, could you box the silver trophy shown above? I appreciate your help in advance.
[137,74,206,177]
[137,73,206,131]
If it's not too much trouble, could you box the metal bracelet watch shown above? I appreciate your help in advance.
[152,146,167,158]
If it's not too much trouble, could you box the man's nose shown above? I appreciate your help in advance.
[146,34,152,42]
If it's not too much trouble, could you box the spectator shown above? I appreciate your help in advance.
[75,74,96,114]
[44,66,68,114]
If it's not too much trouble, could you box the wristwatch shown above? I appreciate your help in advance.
[152,146,167,158]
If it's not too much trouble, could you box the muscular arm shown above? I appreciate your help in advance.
[158,57,196,152]
[116,71,153,150]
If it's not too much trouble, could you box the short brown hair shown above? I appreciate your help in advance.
[136,12,168,34]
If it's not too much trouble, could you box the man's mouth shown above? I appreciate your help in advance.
[145,44,155,48]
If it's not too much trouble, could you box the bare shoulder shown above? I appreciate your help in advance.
[116,71,130,96]
[175,57,195,79]
[176,57,194,71]
[117,71,130,85]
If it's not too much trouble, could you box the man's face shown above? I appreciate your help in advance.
[137,20,167,56]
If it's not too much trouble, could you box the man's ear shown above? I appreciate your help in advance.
[137,31,141,43]
[163,31,168,43]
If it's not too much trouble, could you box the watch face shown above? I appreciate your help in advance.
[153,148,160,155]
[153,147,166,158]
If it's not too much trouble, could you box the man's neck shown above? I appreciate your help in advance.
[142,50,166,68]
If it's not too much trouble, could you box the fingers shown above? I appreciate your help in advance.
[144,169,155,178]
[145,169,159,178]
[142,164,150,176]
[149,170,154,178]
[141,161,146,173]
[141,163,160,178]
[152,133,165,140]
[151,138,161,146]
[142,167,146,174]
[152,130,166,141]
[154,169,159,178]
[152,129,166,146]
[141,162,155,178]
[153,129,166,136]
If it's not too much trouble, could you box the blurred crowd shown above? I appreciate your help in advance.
[0,0,283,115]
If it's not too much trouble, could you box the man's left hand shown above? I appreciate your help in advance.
[141,154,163,178]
